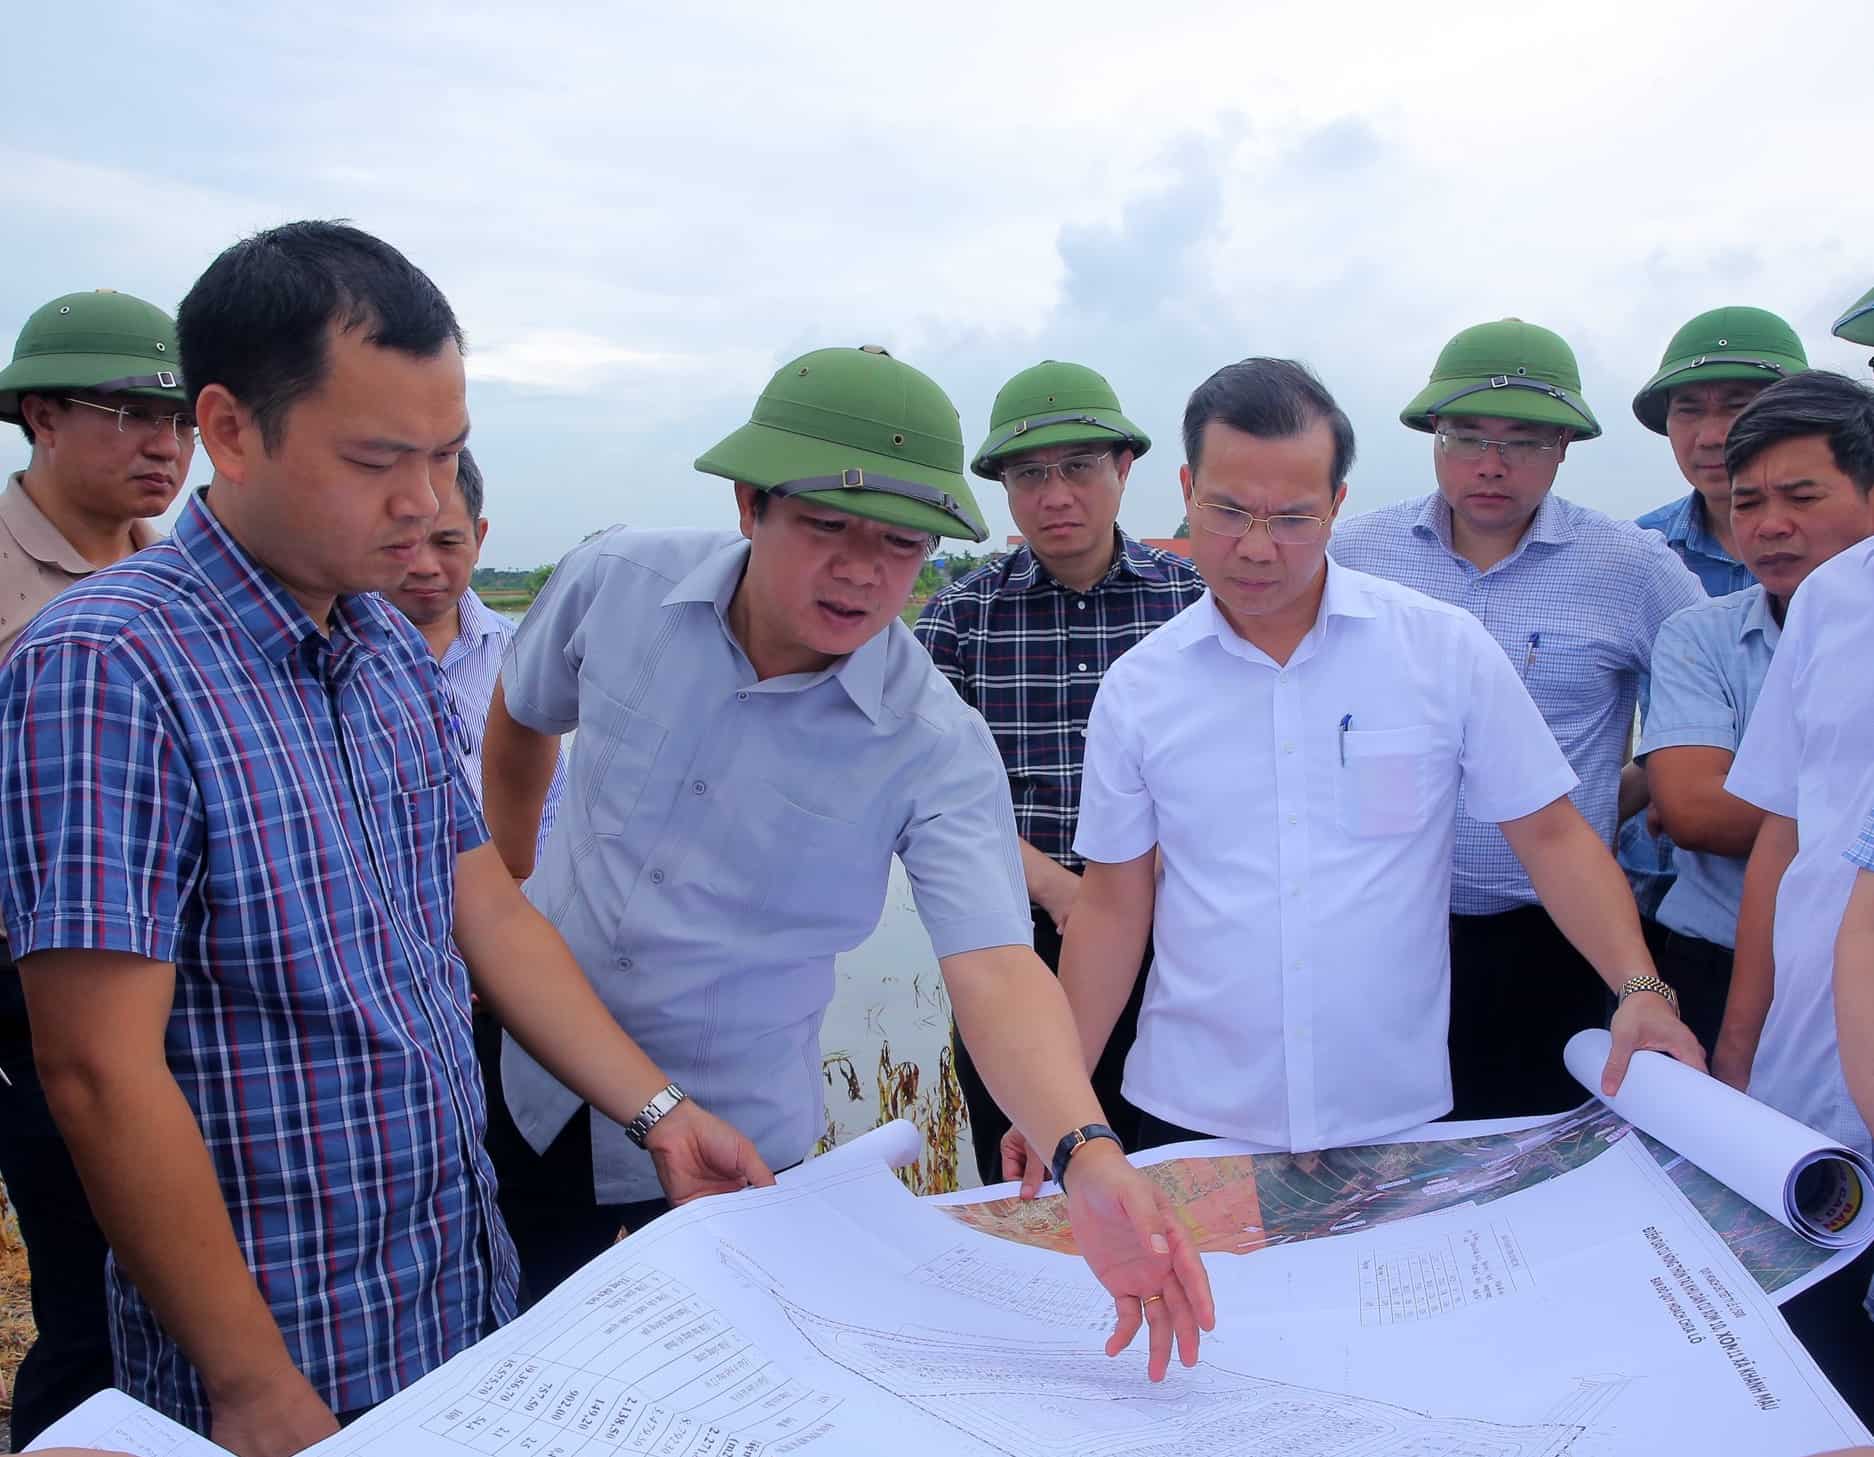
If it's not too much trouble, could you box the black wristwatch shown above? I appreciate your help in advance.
[1050,1123,1124,1191]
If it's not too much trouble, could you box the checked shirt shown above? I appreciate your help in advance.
[914,531,1204,869]
[0,492,518,1430]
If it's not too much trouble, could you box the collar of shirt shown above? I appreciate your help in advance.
[1736,582,1782,649]
[1,471,159,574]
[1170,557,1378,668]
[1001,528,1173,594]
[172,489,390,664]
[1656,491,1736,563]
[1411,490,1575,567]
[439,586,510,671]
[658,534,886,723]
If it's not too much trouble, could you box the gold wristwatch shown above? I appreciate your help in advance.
[1617,974,1680,1016]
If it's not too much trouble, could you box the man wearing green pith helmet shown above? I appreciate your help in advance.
[0,288,193,1447]
[481,345,1215,1379]
[1330,318,1705,1120]
[915,361,1203,1186]
[1621,308,1807,1054]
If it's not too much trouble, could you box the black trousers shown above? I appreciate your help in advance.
[1446,906,1614,1121]
[477,1012,669,1311]
[953,903,1149,1185]
[1781,1242,1874,1428]
[0,954,115,1449]
[1134,1111,1215,1151]
[1649,925,1733,1061]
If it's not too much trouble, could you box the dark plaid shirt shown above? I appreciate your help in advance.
[914,531,1205,869]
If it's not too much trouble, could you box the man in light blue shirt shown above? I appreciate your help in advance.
[1330,318,1704,1119]
[479,346,1214,1380]
[1619,309,1806,921]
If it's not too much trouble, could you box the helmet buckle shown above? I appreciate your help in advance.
[1489,375,1510,388]
[156,370,177,388]
[838,468,864,488]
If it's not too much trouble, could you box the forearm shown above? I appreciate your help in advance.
[1617,761,1649,824]
[468,896,672,1126]
[43,1062,298,1407]
[1057,880,1154,1074]
[1018,837,1077,909]
[1718,814,1794,1078]
[945,946,1106,1151]
[481,680,560,880]
[1507,802,1654,991]
[1648,770,1764,856]
[1835,871,1874,1129]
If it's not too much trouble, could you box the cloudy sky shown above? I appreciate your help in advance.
[6,1,1869,567]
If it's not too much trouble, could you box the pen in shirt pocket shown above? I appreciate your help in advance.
[1338,713,1352,766]
[1521,632,1541,677]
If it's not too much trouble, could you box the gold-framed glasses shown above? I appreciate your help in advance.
[1000,450,1113,492]
[1191,496,1330,544]
[63,396,198,444]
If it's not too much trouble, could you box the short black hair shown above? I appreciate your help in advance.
[177,220,463,452]
[454,446,484,520]
[1725,370,1874,496]
[1182,357,1357,487]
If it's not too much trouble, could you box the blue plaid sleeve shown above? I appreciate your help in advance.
[1849,807,1874,873]
[0,642,204,962]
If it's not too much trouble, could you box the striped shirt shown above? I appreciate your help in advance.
[1636,491,1755,598]
[435,587,566,861]
[913,531,1204,868]
[1851,806,1874,873]
[0,491,518,1430]
[1329,492,1705,914]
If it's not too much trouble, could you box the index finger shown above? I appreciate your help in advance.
[741,1137,778,1188]
[1156,1188,1216,1330]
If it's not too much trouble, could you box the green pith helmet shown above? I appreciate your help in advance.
[1630,306,1807,434]
[695,345,987,542]
[1834,286,1874,347]
[970,360,1150,479]
[1401,318,1601,440]
[0,289,186,426]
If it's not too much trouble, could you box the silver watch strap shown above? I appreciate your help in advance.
[624,1082,686,1147]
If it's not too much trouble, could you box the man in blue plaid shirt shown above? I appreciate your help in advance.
[916,362,1202,1183]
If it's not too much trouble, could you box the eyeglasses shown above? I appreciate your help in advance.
[1000,450,1113,492]
[1435,428,1559,465]
[1190,496,1330,544]
[63,396,198,444]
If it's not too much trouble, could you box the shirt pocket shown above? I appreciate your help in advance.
[398,781,456,946]
[576,686,668,837]
[752,784,879,933]
[1335,725,1435,838]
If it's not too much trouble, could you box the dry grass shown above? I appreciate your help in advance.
[0,1182,33,1452]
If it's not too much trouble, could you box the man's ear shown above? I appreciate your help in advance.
[474,518,490,550]
[1113,448,1136,490]
[195,383,257,484]
[16,394,61,446]
[734,481,762,542]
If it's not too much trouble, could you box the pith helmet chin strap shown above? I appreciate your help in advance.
[1426,374,1595,431]
[1646,354,1790,390]
[87,369,183,393]
[766,467,968,520]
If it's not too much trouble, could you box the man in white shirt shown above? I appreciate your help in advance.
[1017,358,1698,1175]
[1722,368,1874,1427]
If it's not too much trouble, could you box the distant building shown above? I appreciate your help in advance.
[1005,534,1193,558]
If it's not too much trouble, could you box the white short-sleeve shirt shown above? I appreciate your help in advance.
[1075,559,1577,1151]
[1725,538,1874,1158]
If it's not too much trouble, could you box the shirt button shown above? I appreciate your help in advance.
[615,955,634,971]
[736,691,750,702]
[1076,600,1087,611]
[1282,741,1295,754]
[1288,813,1298,825]
[1278,671,1287,683]
[691,780,707,796]
[1077,662,1089,672]
[650,868,665,885]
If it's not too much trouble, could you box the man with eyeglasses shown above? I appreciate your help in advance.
[0,288,192,1448]
[1002,357,1694,1181]
[1328,320,1704,1120]
[914,361,1202,1184]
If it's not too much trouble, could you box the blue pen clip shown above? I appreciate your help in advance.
[1522,632,1541,675]
[1338,713,1352,766]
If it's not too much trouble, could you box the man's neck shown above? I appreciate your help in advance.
[1694,489,1738,560]
[1769,591,1788,627]
[1033,531,1118,594]
[725,579,837,681]
[420,600,465,661]
[18,466,145,568]
[1448,511,1533,573]
[1214,567,1327,668]
[201,481,336,632]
